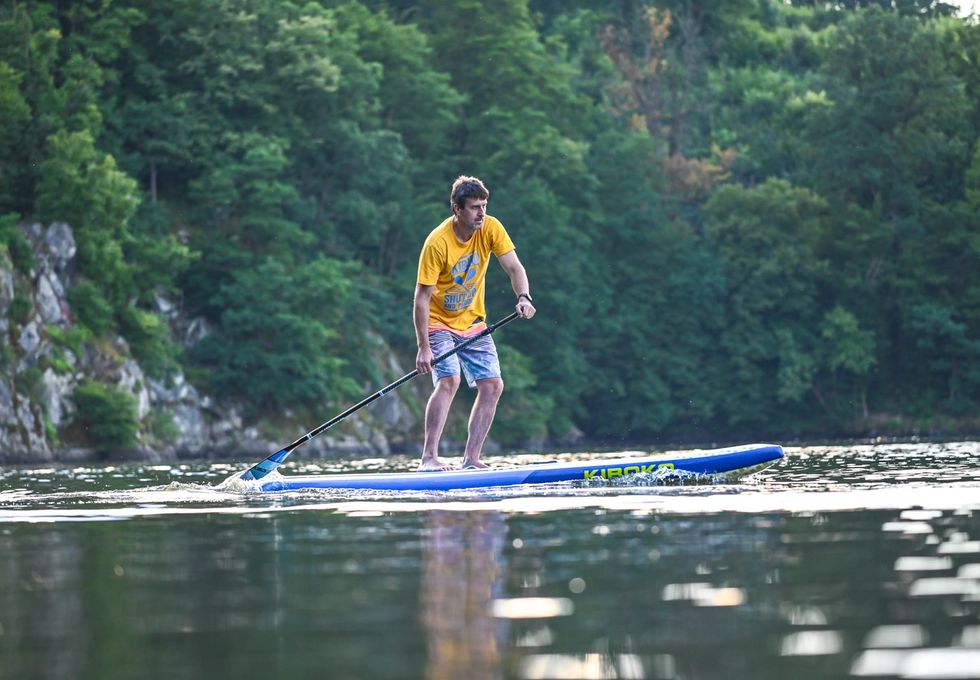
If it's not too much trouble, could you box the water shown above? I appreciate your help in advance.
[1,442,979,680]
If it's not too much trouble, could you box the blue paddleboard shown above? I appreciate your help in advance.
[259,443,783,492]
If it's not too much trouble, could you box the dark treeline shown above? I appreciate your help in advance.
[1,0,979,448]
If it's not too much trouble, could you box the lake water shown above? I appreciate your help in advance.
[2,442,980,680]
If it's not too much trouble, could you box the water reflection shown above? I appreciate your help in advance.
[0,528,86,679]
[420,510,506,680]
[847,506,980,679]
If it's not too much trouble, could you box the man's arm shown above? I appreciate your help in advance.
[414,283,436,373]
[498,250,536,319]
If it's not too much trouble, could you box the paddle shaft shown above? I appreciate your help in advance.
[241,312,520,480]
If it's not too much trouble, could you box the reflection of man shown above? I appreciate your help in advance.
[420,511,505,679]
[414,176,536,472]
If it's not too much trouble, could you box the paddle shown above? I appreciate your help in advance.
[239,311,521,481]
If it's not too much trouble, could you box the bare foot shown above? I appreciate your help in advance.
[461,459,489,470]
[417,457,458,472]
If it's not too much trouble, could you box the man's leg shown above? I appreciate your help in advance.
[419,375,461,471]
[461,377,504,469]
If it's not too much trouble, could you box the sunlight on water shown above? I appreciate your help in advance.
[864,624,929,648]
[519,653,651,680]
[491,597,574,619]
[781,630,844,656]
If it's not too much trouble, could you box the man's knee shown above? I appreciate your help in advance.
[436,375,462,394]
[477,377,504,400]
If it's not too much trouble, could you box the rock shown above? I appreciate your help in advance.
[0,258,14,313]
[117,359,150,419]
[153,291,177,319]
[18,320,41,358]
[148,373,196,403]
[41,367,75,428]
[43,223,77,273]
[16,398,50,458]
[183,317,210,347]
[0,221,422,462]
[169,402,209,452]
[0,379,15,425]
[36,271,65,324]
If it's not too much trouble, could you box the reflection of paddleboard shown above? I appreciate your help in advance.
[259,444,784,492]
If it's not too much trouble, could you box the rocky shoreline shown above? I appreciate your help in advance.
[0,222,420,464]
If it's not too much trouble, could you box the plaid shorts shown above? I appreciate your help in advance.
[428,329,501,388]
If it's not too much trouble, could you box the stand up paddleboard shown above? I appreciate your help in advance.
[258,443,783,492]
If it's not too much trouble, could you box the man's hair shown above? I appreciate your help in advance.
[450,175,489,209]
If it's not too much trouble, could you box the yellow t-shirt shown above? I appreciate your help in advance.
[417,215,516,332]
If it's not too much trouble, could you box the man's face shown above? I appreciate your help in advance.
[454,198,487,231]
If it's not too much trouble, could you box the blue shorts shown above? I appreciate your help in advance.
[428,329,501,388]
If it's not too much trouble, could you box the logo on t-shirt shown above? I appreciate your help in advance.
[444,251,480,311]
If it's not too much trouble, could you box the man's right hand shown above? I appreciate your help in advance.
[416,346,434,374]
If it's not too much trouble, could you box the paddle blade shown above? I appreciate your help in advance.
[241,448,290,481]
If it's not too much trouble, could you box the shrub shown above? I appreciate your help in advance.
[14,366,44,403]
[72,381,138,455]
[47,324,91,357]
[43,417,60,447]
[8,293,31,324]
[0,213,34,274]
[69,281,114,336]
[147,407,180,445]
[118,306,176,378]
[45,353,73,375]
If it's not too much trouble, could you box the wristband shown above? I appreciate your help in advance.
[518,293,533,304]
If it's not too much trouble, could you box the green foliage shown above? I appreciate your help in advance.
[43,416,59,447]
[14,366,44,403]
[0,61,31,207]
[45,354,73,376]
[188,256,360,417]
[72,381,138,455]
[809,8,970,213]
[146,407,180,445]
[34,129,140,234]
[821,307,876,377]
[494,344,554,446]
[0,213,33,273]
[124,202,196,300]
[704,178,830,427]
[8,292,31,325]
[33,129,141,308]
[69,281,114,337]
[47,324,92,358]
[118,306,176,378]
[2,0,978,448]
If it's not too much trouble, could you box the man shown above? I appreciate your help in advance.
[414,176,536,471]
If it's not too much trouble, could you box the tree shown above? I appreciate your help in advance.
[804,9,974,421]
[703,178,831,430]
[189,256,359,416]
[72,381,139,455]
[809,8,969,215]
[0,62,31,211]
[34,129,140,312]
